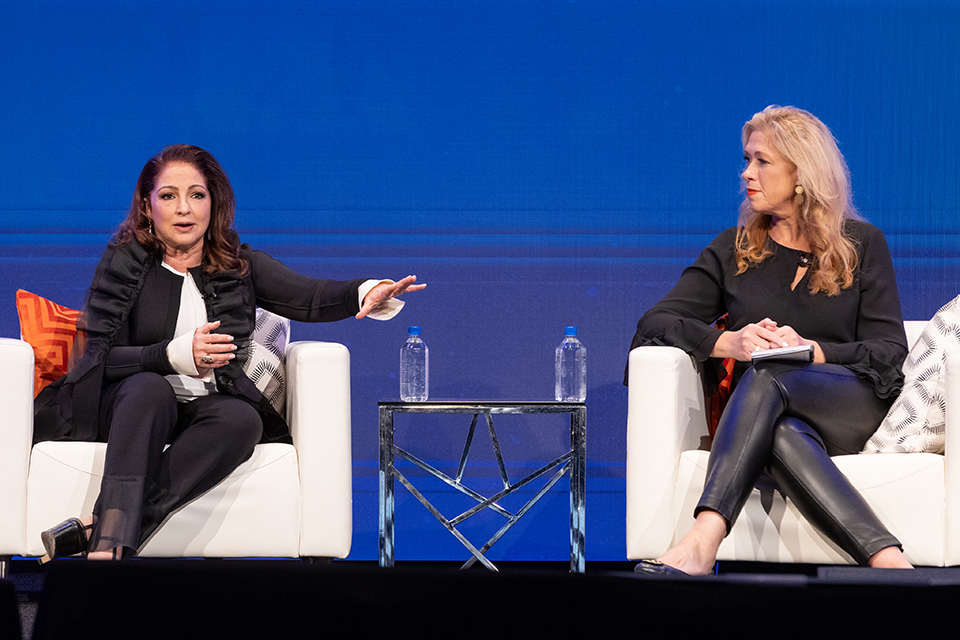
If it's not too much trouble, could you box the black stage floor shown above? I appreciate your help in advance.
[5,559,959,639]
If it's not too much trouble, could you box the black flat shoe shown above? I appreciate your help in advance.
[39,518,92,564]
[633,559,702,579]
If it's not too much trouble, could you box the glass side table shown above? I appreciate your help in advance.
[378,400,586,573]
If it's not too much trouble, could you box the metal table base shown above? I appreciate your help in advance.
[378,401,586,573]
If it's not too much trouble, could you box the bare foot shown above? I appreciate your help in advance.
[867,546,913,569]
[656,510,727,576]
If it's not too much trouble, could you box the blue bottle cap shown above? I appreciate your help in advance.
[564,326,577,336]
[408,326,422,335]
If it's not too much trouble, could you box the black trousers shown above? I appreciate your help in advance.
[697,361,901,566]
[88,372,263,556]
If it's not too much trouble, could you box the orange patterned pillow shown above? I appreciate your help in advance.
[16,289,80,396]
[706,314,735,439]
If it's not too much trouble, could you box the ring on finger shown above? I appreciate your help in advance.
[201,355,215,365]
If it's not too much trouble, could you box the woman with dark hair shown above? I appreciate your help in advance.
[35,144,424,561]
[629,106,912,575]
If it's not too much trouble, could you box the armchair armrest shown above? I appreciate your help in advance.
[626,346,708,559]
[0,338,34,555]
[944,352,960,564]
[285,341,353,559]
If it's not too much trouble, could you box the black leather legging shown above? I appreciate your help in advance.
[697,360,901,566]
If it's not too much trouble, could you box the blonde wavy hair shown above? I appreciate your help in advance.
[735,106,861,296]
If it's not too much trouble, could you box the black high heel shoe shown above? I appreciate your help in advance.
[39,518,92,564]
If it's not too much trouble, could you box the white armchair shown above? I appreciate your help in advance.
[626,321,960,567]
[0,337,353,574]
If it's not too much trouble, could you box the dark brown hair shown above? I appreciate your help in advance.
[117,144,246,274]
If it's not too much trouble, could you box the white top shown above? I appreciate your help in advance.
[161,262,217,401]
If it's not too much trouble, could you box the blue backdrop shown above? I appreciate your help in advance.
[2,0,958,561]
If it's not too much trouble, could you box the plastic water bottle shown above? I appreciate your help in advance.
[400,326,429,402]
[555,326,586,402]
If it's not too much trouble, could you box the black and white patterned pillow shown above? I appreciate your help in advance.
[864,295,960,454]
[242,307,290,417]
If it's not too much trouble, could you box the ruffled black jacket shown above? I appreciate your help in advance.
[34,233,365,443]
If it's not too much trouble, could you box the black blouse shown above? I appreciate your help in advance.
[627,220,907,399]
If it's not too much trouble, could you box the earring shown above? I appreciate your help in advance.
[794,185,805,206]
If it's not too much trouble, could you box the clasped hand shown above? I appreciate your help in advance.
[714,318,815,362]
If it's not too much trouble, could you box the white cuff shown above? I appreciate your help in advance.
[358,279,405,321]
[167,332,200,376]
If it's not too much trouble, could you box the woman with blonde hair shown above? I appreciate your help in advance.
[629,106,912,575]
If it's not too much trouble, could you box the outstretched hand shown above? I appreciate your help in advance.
[356,275,427,319]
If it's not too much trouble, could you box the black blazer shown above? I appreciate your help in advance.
[35,235,366,443]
